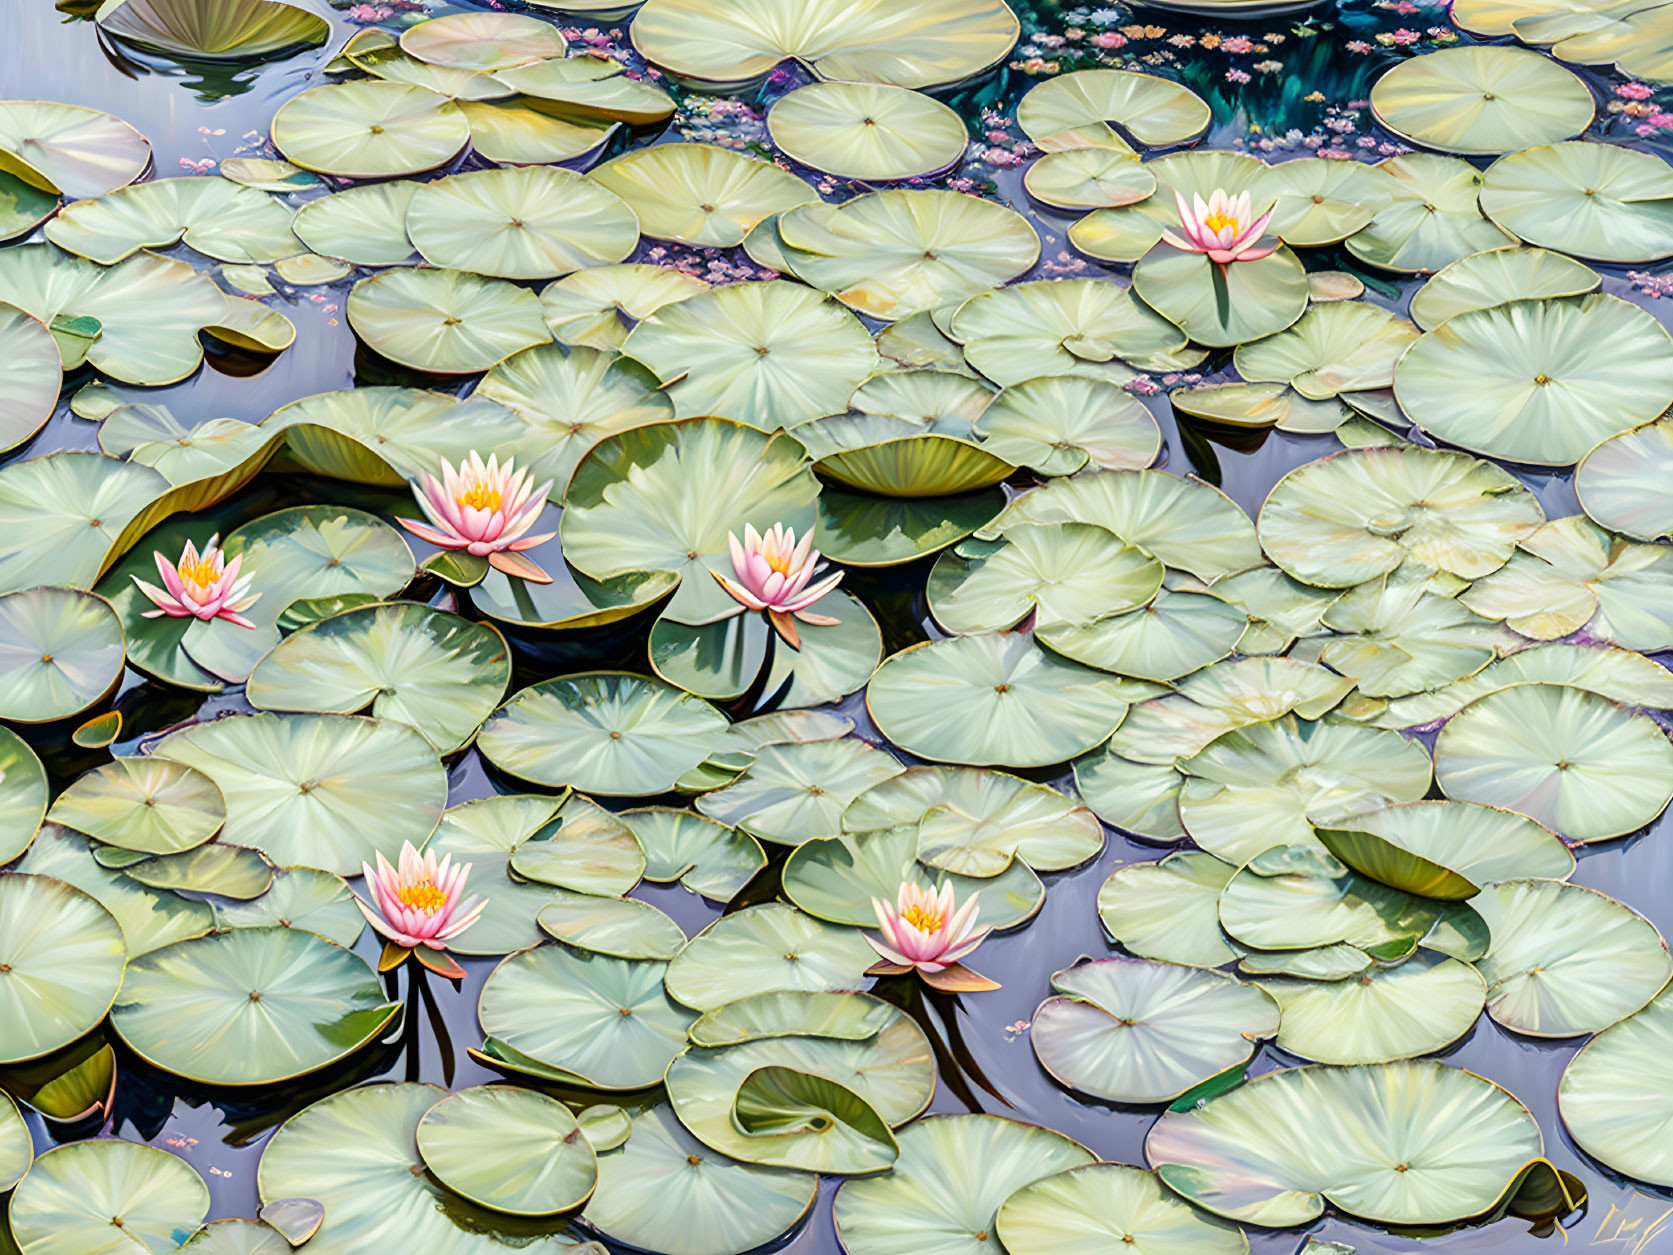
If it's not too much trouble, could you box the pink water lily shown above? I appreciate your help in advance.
[399,452,556,584]
[1161,187,1277,264]
[131,536,260,629]
[355,841,486,980]
[710,523,843,649]
[867,882,999,993]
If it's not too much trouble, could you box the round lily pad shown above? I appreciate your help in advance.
[1345,153,1514,273]
[479,671,728,796]
[151,712,447,875]
[494,56,675,125]
[478,943,696,1090]
[1234,302,1420,401]
[46,757,223,855]
[1409,246,1600,331]
[1016,67,1211,151]
[1396,293,1673,467]
[1037,589,1247,683]
[1470,879,1671,1037]
[1369,46,1592,155]
[1577,417,1673,543]
[111,927,399,1086]
[589,143,816,248]
[1097,852,1242,968]
[834,1115,1095,1255]
[1264,157,1394,247]
[0,100,151,199]
[181,1220,293,1253]
[1316,799,1573,892]
[417,1085,596,1216]
[693,739,904,847]
[664,903,878,1012]
[271,81,470,179]
[1023,147,1156,211]
[1132,245,1309,349]
[399,11,567,70]
[247,602,511,754]
[1479,141,1673,265]
[973,377,1161,476]
[0,586,126,724]
[508,795,646,897]
[1031,958,1279,1104]
[950,278,1188,386]
[997,1162,1250,1255]
[458,98,618,166]
[797,420,1013,497]
[867,631,1137,768]
[1559,983,1673,1186]
[622,807,766,903]
[1069,150,1271,264]
[539,264,711,352]
[1434,684,1673,842]
[347,267,550,374]
[0,304,61,453]
[291,182,417,266]
[45,177,300,267]
[623,280,876,427]
[214,866,365,949]
[583,1104,816,1255]
[0,873,126,1064]
[537,892,686,960]
[405,167,639,281]
[768,81,966,181]
[11,1139,209,1255]
[0,726,46,864]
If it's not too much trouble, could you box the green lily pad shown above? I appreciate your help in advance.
[972,376,1162,475]
[0,586,125,724]
[1577,417,1673,541]
[0,304,61,454]
[1264,157,1394,247]
[816,485,1006,568]
[507,795,646,898]
[583,1104,816,1255]
[1369,46,1592,155]
[1031,958,1278,1103]
[997,1162,1250,1255]
[47,757,223,855]
[45,177,299,266]
[181,1220,292,1253]
[480,671,729,796]
[347,267,550,375]
[867,632,1137,768]
[1394,294,1673,466]
[576,1104,631,1152]
[1037,589,1247,683]
[0,873,126,1064]
[213,866,364,949]
[10,1138,209,1255]
[1234,302,1419,401]
[1559,983,1673,1186]
[768,81,966,181]
[1409,246,1600,331]
[291,182,419,266]
[458,98,617,166]
[1145,1060,1544,1226]
[1017,66,1210,150]
[621,807,766,902]
[834,1115,1095,1255]
[1471,879,1671,1036]
[405,167,639,281]
[629,0,1019,90]
[539,264,711,353]
[111,926,399,1085]
[1479,141,1673,265]
[590,143,816,248]
[1433,683,1673,842]
[1097,851,1242,968]
[0,727,46,865]
[152,712,446,875]
[400,10,565,70]
[260,1082,600,1254]
[417,1085,596,1217]
[247,601,511,754]
[1132,245,1308,349]
[494,55,674,125]
[1346,153,1515,273]
[537,893,686,960]
[1025,147,1158,211]
[693,739,904,847]
[478,942,696,1090]
[950,278,1189,385]
[664,902,878,1012]
[623,281,875,428]
[1170,381,1350,435]
[1316,799,1573,894]
[0,100,151,199]
[0,451,167,596]
[119,843,273,899]
[1069,150,1271,264]
[95,0,329,59]
[271,81,470,179]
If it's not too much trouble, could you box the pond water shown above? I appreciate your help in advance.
[5,1,1673,1254]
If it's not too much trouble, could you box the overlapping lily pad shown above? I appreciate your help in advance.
[1408,247,1600,331]
[539,264,710,352]
[0,873,126,1064]
[11,1138,209,1255]
[0,304,62,453]
[1234,303,1420,402]
[1479,142,1673,265]
[1559,984,1673,1186]
[348,267,550,374]
[0,586,126,723]
[951,279,1188,385]
[590,144,815,248]
[0,100,151,199]
[664,903,877,1012]
[1345,153,1514,273]
[1017,67,1211,151]
[271,81,470,179]
[47,756,222,855]
[45,177,299,266]
[1097,852,1241,967]
[768,82,966,181]
[997,1162,1250,1255]
[693,739,903,846]
[1369,46,1592,155]
[416,1085,597,1216]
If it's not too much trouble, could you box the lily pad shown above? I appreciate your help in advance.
[583,1104,817,1255]
[1016,67,1211,150]
[1024,148,1157,211]
[10,1139,209,1255]
[0,304,62,454]
[457,98,618,166]
[111,926,399,1085]
[213,866,365,949]
[347,267,550,374]
[622,807,765,902]
[271,81,470,179]
[951,278,1188,385]
[1031,958,1279,1103]
[1069,150,1271,264]
[0,586,126,724]
[291,182,418,266]
[1346,153,1514,273]
[0,727,47,865]
[1317,799,1573,893]
[1559,983,1673,1186]
[629,0,1019,90]
[0,100,150,199]
[537,893,686,960]
[1037,589,1247,683]
[0,873,126,1064]
[400,11,566,71]
[506,795,646,898]
[694,739,904,846]
[495,56,675,125]
[1234,302,1419,401]
[1145,1060,1544,1226]
[1264,158,1394,247]
[972,377,1162,475]
[47,757,223,855]
[1433,683,1673,843]
[247,601,510,754]
[152,712,446,874]
[1132,244,1309,349]
[1369,46,1592,155]
[769,82,966,181]
[1479,142,1673,265]
[1577,417,1673,542]
[417,1085,596,1216]
[539,264,711,352]
[45,177,299,266]
[1409,247,1600,331]
[1096,852,1242,968]
[996,1162,1250,1255]
[478,942,696,1090]
[590,144,815,248]
[664,903,878,1012]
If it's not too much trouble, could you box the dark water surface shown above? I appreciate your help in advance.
[7,1,1673,1253]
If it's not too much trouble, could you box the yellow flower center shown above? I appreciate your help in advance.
[902,903,943,932]
[396,880,449,914]
[1202,211,1241,234]
[177,555,218,588]
[457,480,502,512]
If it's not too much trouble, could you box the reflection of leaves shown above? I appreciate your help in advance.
[1175,418,1223,486]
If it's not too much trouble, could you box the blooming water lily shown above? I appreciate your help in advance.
[355,841,486,980]
[399,452,556,584]
[132,536,260,629]
[867,881,999,992]
[711,522,843,649]
[1161,187,1277,264]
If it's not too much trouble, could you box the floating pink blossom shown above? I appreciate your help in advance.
[711,523,841,649]
[1161,187,1277,264]
[1618,82,1655,99]
[866,882,998,992]
[399,452,555,583]
[132,537,260,629]
[356,841,485,979]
